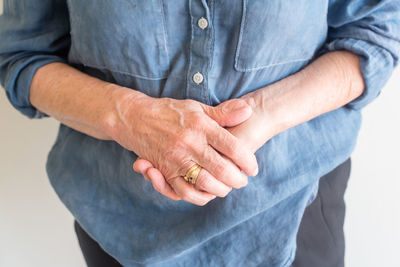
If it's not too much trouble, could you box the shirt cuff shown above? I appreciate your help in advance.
[4,55,66,119]
[320,37,397,110]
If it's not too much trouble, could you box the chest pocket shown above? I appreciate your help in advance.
[235,0,327,72]
[67,0,169,80]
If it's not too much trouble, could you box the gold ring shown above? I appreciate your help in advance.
[184,164,202,184]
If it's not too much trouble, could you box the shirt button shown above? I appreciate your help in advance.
[197,17,208,30]
[193,72,204,84]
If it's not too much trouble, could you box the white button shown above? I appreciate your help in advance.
[198,17,208,30]
[193,72,204,84]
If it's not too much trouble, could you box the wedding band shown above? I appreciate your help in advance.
[184,164,202,184]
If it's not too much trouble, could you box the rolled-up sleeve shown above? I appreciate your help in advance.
[322,0,400,110]
[0,0,70,118]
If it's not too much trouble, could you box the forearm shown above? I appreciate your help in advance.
[252,51,365,138]
[30,62,140,140]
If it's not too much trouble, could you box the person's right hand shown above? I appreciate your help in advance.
[106,90,259,206]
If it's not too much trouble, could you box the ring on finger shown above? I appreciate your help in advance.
[184,164,202,184]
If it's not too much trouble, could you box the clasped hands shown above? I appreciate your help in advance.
[109,89,274,206]
[30,52,357,207]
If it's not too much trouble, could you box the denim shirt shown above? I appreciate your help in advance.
[1,1,399,266]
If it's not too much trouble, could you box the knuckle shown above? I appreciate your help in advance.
[171,130,201,155]
[182,99,197,107]
[164,137,194,166]
[177,160,195,177]
[171,130,192,148]
[179,129,193,141]
[194,143,208,160]
[163,149,185,169]
[187,112,205,129]
[214,161,228,179]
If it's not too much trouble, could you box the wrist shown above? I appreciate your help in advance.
[246,51,364,140]
[261,80,297,137]
[244,82,293,139]
[101,84,148,142]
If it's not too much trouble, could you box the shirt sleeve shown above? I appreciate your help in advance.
[0,0,70,118]
[321,0,400,110]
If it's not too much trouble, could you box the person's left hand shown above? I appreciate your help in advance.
[133,89,276,201]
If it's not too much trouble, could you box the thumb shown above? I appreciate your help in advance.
[202,99,252,127]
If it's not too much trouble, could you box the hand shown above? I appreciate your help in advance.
[227,90,276,153]
[133,91,274,202]
[29,52,364,206]
[133,51,366,204]
[108,91,259,206]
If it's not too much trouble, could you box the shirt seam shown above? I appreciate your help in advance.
[79,62,168,80]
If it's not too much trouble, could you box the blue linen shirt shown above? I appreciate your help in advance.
[1,1,399,266]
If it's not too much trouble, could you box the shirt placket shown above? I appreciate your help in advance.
[186,0,213,104]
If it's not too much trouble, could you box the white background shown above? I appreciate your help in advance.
[0,0,399,265]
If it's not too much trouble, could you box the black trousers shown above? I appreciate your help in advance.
[75,159,351,267]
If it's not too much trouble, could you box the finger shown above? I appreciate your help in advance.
[147,168,181,200]
[194,167,232,197]
[205,120,258,176]
[133,158,154,173]
[202,99,253,127]
[194,145,249,189]
[133,157,226,199]
[133,158,154,182]
[168,177,216,206]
